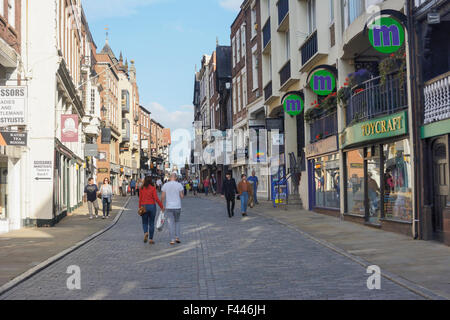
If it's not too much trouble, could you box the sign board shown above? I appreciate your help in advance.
[368,17,405,54]
[310,70,336,96]
[33,160,53,181]
[98,168,108,173]
[85,144,98,157]
[61,115,79,143]
[283,94,304,116]
[305,135,338,158]
[0,86,27,126]
[0,132,27,146]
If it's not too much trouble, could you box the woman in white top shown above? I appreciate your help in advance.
[100,178,113,219]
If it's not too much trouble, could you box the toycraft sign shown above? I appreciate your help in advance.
[367,17,405,54]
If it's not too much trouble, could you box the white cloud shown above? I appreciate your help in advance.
[219,0,242,12]
[83,0,165,20]
[146,102,194,132]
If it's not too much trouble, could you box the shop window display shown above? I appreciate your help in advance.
[383,139,412,222]
[367,146,381,224]
[346,149,365,216]
[313,154,340,209]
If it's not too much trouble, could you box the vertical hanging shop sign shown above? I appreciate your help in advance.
[61,115,79,143]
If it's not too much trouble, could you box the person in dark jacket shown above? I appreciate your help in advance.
[221,171,238,218]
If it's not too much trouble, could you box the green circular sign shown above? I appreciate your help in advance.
[310,70,336,96]
[283,94,304,116]
[368,17,405,54]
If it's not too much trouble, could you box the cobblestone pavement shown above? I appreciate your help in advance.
[1,196,424,300]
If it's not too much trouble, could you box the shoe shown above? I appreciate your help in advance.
[144,233,149,243]
[102,216,105,219]
[176,238,181,243]
[95,215,99,219]
[149,240,155,245]
[89,216,93,220]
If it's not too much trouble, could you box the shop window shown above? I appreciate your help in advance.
[312,154,340,209]
[0,160,7,220]
[383,139,412,222]
[367,146,381,224]
[346,149,364,216]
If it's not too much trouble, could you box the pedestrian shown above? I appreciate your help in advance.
[100,177,113,219]
[211,174,217,196]
[222,171,238,218]
[203,176,210,196]
[130,178,136,196]
[247,170,259,205]
[193,177,198,195]
[122,177,128,197]
[136,178,143,197]
[156,177,162,192]
[139,176,164,245]
[161,172,184,245]
[182,178,187,196]
[84,177,99,220]
[237,174,253,216]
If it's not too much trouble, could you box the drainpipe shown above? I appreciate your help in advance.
[406,0,420,240]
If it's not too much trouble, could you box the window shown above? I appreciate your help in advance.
[307,0,316,34]
[310,154,340,209]
[252,52,259,90]
[90,89,95,114]
[0,1,4,17]
[285,31,290,60]
[241,25,246,59]
[0,159,8,220]
[251,7,257,38]
[236,32,241,63]
[233,83,237,114]
[347,0,365,26]
[237,78,241,111]
[242,72,247,107]
[329,0,334,22]
[346,149,365,216]
[232,37,236,68]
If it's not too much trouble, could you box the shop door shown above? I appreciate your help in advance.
[432,137,449,241]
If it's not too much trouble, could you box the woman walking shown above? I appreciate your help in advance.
[139,176,164,244]
[100,178,113,219]
[237,174,253,216]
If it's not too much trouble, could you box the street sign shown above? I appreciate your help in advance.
[283,94,304,116]
[310,70,336,96]
[0,131,27,146]
[32,160,53,181]
[0,86,27,126]
[368,17,405,54]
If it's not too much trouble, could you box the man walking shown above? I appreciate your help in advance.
[161,172,184,245]
[222,172,238,218]
[247,170,259,205]
[84,178,99,220]
[130,178,136,196]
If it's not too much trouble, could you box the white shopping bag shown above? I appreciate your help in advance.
[156,211,166,232]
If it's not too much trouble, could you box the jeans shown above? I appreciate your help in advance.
[205,187,209,196]
[240,192,249,213]
[166,209,181,241]
[141,204,157,239]
[102,197,111,216]
[226,196,235,217]
[87,199,99,217]
[253,185,258,204]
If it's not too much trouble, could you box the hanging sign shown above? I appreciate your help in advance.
[61,115,79,142]
[0,131,27,146]
[0,86,27,126]
[283,94,304,116]
[368,17,405,54]
[310,70,336,96]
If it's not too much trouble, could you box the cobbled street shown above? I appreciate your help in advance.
[0,196,423,300]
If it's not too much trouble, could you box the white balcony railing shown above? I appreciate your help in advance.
[424,73,450,124]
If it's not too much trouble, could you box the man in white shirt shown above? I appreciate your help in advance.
[161,172,184,245]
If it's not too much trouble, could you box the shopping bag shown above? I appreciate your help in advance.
[156,211,166,232]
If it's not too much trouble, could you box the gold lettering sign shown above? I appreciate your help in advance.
[362,115,403,137]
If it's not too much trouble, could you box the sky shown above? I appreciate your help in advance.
[83,0,242,133]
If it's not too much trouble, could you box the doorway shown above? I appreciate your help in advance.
[431,137,449,241]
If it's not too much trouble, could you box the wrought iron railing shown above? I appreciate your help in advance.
[300,30,317,65]
[263,18,271,49]
[264,81,273,101]
[310,111,337,143]
[424,72,450,124]
[277,0,289,25]
[279,60,291,87]
[346,72,408,126]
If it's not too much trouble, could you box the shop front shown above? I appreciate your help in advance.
[306,135,340,215]
[110,164,120,195]
[340,111,413,235]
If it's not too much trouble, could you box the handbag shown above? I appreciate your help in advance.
[138,206,146,216]
[156,211,166,231]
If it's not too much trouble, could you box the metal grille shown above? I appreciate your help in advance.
[424,74,450,124]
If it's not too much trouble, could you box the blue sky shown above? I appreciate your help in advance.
[83,0,242,132]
